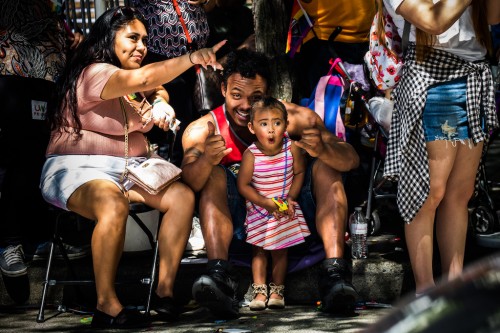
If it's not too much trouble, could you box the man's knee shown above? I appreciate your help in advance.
[199,167,227,204]
[312,162,347,207]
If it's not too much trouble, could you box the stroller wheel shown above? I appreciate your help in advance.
[470,205,496,234]
[369,210,381,236]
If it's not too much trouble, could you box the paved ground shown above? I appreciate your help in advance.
[0,303,392,333]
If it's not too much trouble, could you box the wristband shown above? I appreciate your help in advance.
[188,51,195,65]
[152,98,163,106]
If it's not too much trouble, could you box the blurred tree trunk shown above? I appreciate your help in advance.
[252,0,293,101]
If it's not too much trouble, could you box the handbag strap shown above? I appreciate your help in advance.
[172,0,201,70]
[402,20,411,56]
[119,97,130,185]
[172,0,193,46]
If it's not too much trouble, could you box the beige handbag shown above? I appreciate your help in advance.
[120,97,182,195]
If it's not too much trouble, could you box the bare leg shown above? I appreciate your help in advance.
[199,167,233,260]
[155,183,193,297]
[312,160,347,258]
[270,249,287,300]
[405,140,457,294]
[436,141,482,281]
[67,180,128,317]
[192,167,240,318]
[252,246,268,303]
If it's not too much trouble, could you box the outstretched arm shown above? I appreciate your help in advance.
[396,0,472,35]
[283,101,359,172]
[101,40,226,100]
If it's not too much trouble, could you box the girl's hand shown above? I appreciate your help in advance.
[285,197,297,218]
[263,198,283,219]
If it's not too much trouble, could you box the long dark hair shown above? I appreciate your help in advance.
[49,6,147,135]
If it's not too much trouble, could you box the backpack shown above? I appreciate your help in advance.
[301,60,346,141]
[364,7,410,91]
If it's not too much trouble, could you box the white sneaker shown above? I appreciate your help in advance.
[185,216,205,252]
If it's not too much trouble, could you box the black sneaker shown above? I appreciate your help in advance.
[0,245,27,277]
[192,259,239,319]
[318,258,359,315]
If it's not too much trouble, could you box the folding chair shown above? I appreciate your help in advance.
[36,202,161,323]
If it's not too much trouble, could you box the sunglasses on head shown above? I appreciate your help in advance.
[112,6,139,20]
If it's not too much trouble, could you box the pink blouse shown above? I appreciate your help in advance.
[46,63,154,157]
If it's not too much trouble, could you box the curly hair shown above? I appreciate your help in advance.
[221,48,272,90]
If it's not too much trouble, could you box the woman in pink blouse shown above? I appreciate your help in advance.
[40,6,224,329]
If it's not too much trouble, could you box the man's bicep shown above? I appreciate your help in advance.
[182,145,203,167]
[182,121,208,153]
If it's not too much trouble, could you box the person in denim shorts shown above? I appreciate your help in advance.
[181,48,360,318]
[383,0,500,297]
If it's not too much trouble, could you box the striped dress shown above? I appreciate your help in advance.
[244,136,310,250]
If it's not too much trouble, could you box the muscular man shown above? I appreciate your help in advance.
[181,49,360,318]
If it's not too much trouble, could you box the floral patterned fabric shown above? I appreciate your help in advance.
[364,7,403,91]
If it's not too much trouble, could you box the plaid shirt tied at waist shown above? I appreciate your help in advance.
[383,43,499,223]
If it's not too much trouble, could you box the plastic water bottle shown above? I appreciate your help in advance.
[349,207,368,259]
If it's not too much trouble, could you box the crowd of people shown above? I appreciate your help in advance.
[1,0,499,330]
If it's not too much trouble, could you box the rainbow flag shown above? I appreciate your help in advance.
[285,0,314,58]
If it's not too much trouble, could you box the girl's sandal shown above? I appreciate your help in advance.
[267,283,285,309]
[249,283,268,311]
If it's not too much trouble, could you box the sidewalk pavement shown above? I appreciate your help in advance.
[0,303,391,333]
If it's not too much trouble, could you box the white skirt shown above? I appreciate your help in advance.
[40,155,145,210]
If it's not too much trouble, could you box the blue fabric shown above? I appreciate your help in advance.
[301,73,344,138]
[422,77,472,142]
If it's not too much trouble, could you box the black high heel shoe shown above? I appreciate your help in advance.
[91,307,150,329]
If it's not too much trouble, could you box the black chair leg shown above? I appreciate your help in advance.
[37,203,161,322]
[37,235,57,323]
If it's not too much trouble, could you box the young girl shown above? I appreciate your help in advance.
[237,97,310,311]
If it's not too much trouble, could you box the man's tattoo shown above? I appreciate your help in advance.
[185,147,202,158]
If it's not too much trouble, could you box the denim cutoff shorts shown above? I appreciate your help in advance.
[422,77,475,142]
[223,158,318,241]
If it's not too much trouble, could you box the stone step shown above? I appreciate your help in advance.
[0,234,413,312]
